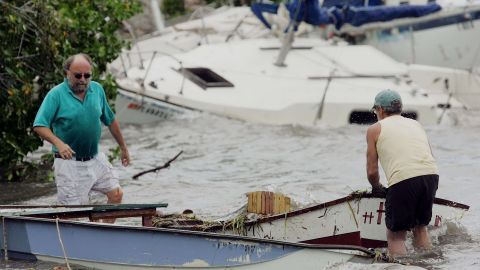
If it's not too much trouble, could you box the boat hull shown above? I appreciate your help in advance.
[0,216,373,269]
[211,195,469,248]
[114,39,447,126]
[356,6,480,69]
[115,89,186,124]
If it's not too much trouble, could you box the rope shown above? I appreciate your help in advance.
[2,217,7,261]
[373,250,383,262]
[55,218,72,270]
[346,200,359,228]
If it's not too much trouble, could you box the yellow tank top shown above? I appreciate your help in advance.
[376,115,438,187]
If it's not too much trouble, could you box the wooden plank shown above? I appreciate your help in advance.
[27,209,158,221]
[264,192,269,215]
[251,192,257,213]
[273,193,280,214]
[246,191,292,215]
[247,192,254,213]
[265,192,270,215]
[91,204,167,211]
[90,209,157,220]
[285,197,291,213]
[256,191,262,214]
[267,192,273,215]
[260,191,267,215]
[142,216,154,227]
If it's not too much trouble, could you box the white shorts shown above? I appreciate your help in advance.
[53,152,120,205]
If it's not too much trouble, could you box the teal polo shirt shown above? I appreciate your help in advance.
[33,79,115,158]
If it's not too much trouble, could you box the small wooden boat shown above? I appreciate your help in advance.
[154,192,469,248]
[0,204,382,269]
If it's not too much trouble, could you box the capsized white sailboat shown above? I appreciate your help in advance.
[115,38,461,126]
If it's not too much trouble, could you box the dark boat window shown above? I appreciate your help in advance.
[180,67,233,89]
[401,111,418,120]
[349,110,418,125]
[349,111,378,125]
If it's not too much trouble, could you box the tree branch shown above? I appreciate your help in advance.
[132,150,183,180]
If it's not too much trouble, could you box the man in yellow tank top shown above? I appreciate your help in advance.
[366,89,439,257]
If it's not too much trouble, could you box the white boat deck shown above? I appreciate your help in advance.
[117,39,450,126]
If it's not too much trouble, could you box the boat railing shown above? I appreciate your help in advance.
[115,49,187,96]
[0,203,168,227]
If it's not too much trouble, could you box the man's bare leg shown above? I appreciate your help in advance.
[387,229,408,257]
[412,225,431,250]
[107,187,123,204]
[100,187,123,223]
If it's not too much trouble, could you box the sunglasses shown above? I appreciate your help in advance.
[73,72,91,79]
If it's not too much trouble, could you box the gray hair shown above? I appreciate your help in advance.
[63,53,93,74]
[382,100,402,115]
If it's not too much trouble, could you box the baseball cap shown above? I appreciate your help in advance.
[373,89,402,110]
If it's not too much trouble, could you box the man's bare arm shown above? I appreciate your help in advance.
[33,126,75,159]
[366,123,382,188]
[108,119,130,166]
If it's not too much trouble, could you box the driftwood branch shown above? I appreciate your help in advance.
[132,150,183,180]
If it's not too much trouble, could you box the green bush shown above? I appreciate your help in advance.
[161,0,185,19]
[0,0,142,181]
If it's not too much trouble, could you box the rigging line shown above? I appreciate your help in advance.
[469,41,480,72]
[410,25,416,64]
[315,68,336,124]
[200,7,210,44]
[312,49,356,75]
[123,20,144,70]
[226,15,248,42]
[55,218,72,270]
[295,49,340,69]
[119,54,128,77]
[139,51,158,107]
[437,67,469,124]
[346,201,359,229]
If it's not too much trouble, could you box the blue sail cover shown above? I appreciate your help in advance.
[322,0,384,8]
[332,4,442,29]
[251,0,442,30]
[251,3,279,29]
[285,0,331,26]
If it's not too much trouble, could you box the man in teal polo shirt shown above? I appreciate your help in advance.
[33,53,130,207]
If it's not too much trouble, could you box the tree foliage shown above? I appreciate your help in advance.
[161,0,186,19]
[0,0,142,181]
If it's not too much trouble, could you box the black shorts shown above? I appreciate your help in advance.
[385,174,439,232]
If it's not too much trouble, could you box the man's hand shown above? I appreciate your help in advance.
[108,120,129,166]
[120,147,130,167]
[371,184,388,197]
[57,142,75,159]
[33,126,75,159]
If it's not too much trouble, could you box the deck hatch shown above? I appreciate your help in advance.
[180,67,234,89]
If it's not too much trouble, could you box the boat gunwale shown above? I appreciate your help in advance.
[2,215,376,257]
[234,193,469,227]
[118,86,197,112]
